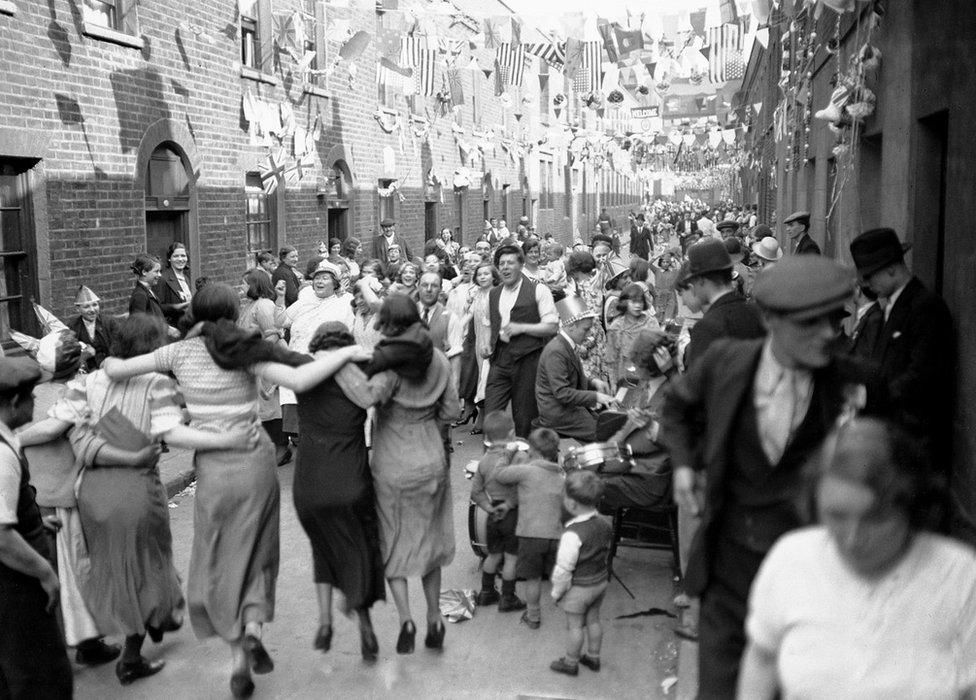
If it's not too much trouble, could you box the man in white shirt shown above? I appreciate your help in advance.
[484,244,559,437]
[661,255,886,696]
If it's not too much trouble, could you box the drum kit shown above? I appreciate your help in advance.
[465,441,635,559]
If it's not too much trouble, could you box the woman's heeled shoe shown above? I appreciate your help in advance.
[230,670,255,698]
[242,634,274,674]
[115,658,165,685]
[360,627,379,662]
[395,620,416,654]
[452,407,478,428]
[424,620,445,650]
[313,624,332,652]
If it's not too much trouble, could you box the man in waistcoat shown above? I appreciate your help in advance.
[661,256,885,697]
[484,243,559,438]
[0,356,74,698]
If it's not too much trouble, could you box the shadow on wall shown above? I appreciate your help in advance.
[110,68,172,153]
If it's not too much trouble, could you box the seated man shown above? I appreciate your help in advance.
[598,329,678,511]
[68,286,115,373]
[534,296,614,442]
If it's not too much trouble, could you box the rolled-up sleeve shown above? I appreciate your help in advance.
[535,284,559,325]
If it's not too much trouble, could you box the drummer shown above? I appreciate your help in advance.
[599,329,678,511]
[534,297,616,442]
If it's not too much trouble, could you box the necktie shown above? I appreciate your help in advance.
[423,307,430,325]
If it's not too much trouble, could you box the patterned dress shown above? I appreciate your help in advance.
[568,276,609,387]
[152,338,279,642]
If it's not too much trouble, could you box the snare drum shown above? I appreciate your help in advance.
[468,501,489,559]
[564,441,635,475]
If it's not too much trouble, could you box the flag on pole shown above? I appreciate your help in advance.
[707,23,742,82]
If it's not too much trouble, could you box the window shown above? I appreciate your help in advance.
[539,158,554,210]
[241,8,259,69]
[81,0,141,46]
[84,0,116,28]
[245,173,275,258]
[471,69,480,125]
[539,64,550,123]
[0,159,38,348]
[304,0,327,91]
[378,178,396,222]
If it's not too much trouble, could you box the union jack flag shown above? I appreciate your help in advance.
[258,148,287,194]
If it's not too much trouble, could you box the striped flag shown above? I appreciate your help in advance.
[377,57,413,92]
[496,43,526,87]
[402,37,437,96]
[524,42,563,69]
[707,23,742,83]
[572,41,601,93]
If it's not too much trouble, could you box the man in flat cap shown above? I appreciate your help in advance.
[0,356,74,697]
[371,218,413,267]
[784,211,821,255]
[484,244,560,437]
[849,228,954,498]
[661,255,885,697]
[682,238,765,369]
[534,297,616,441]
[715,219,740,240]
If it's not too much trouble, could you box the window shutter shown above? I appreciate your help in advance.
[258,0,274,74]
[118,0,139,35]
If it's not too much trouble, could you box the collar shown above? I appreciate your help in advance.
[885,279,911,318]
[501,276,524,294]
[559,329,576,348]
[757,338,812,389]
[564,510,599,527]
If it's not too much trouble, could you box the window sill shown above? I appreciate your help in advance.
[377,107,399,117]
[303,84,330,99]
[240,66,279,86]
[82,21,144,49]
[0,1,15,16]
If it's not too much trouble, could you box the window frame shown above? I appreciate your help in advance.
[378,178,396,223]
[0,160,39,349]
[81,0,143,48]
[244,172,276,259]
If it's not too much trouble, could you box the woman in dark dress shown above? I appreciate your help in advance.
[293,321,384,662]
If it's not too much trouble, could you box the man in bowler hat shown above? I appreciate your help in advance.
[849,228,955,496]
[682,238,765,369]
[661,255,885,697]
[784,211,821,255]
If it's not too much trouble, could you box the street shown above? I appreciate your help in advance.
[72,427,679,699]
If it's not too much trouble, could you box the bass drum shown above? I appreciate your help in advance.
[468,501,489,559]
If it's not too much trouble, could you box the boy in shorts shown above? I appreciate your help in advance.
[495,428,565,629]
[549,470,613,675]
[470,411,526,611]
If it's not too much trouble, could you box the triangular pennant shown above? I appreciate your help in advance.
[753,102,763,115]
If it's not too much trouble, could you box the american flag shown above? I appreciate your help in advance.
[496,43,526,87]
[707,23,742,83]
[402,37,437,96]
[376,57,413,92]
[572,41,602,93]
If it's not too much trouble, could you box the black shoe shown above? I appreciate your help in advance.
[147,613,184,643]
[579,655,601,672]
[519,611,540,630]
[549,657,579,676]
[360,627,379,662]
[75,639,122,666]
[242,634,274,674]
[424,620,445,650]
[452,407,477,427]
[276,448,293,467]
[116,658,165,685]
[474,588,500,606]
[498,594,527,613]
[230,670,254,698]
[313,624,332,652]
[395,620,415,654]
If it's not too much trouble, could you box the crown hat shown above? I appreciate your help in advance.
[556,296,597,326]
[75,285,100,305]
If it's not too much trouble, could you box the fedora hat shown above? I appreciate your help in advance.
[850,227,911,278]
[556,296,596,326]
[685,238,732,279]
[752,236,783,262]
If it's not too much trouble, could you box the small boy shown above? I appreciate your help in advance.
[470,411,526,611]
[543,244,567,291]
[549,469,613,676]
[495,428,565,630]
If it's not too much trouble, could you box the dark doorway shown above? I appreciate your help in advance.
[425,202,438,241]
[914,111,949,294]
[0,158,39,348]
[146,210,187,261]
[327,207,347,241]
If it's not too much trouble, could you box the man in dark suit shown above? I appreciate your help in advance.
[661,256,884,697]
[683,238,765,368]
[417,271,450,353]
[850,228,955,482]
[67,286,115,372]
[534,296,615,441]
[484,244,559,438]
[371,219,413,267]
[629,213,651,260]
[784,210,821,255]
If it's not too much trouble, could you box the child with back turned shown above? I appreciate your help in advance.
[470,411,526,612]
[495,427,565,630]
[549,470,613,676]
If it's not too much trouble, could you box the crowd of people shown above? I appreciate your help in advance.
[0,201,973,699]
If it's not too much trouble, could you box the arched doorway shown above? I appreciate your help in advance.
[144,143,191,260]
[326,160,352,241]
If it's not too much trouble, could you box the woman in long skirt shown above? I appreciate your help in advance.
[104,284,370,697]
[293,321,385,661]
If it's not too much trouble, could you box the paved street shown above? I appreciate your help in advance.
[72,426,680,699]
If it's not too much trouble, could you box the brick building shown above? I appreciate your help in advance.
[735,0,976,541]
[0,0,642,341]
